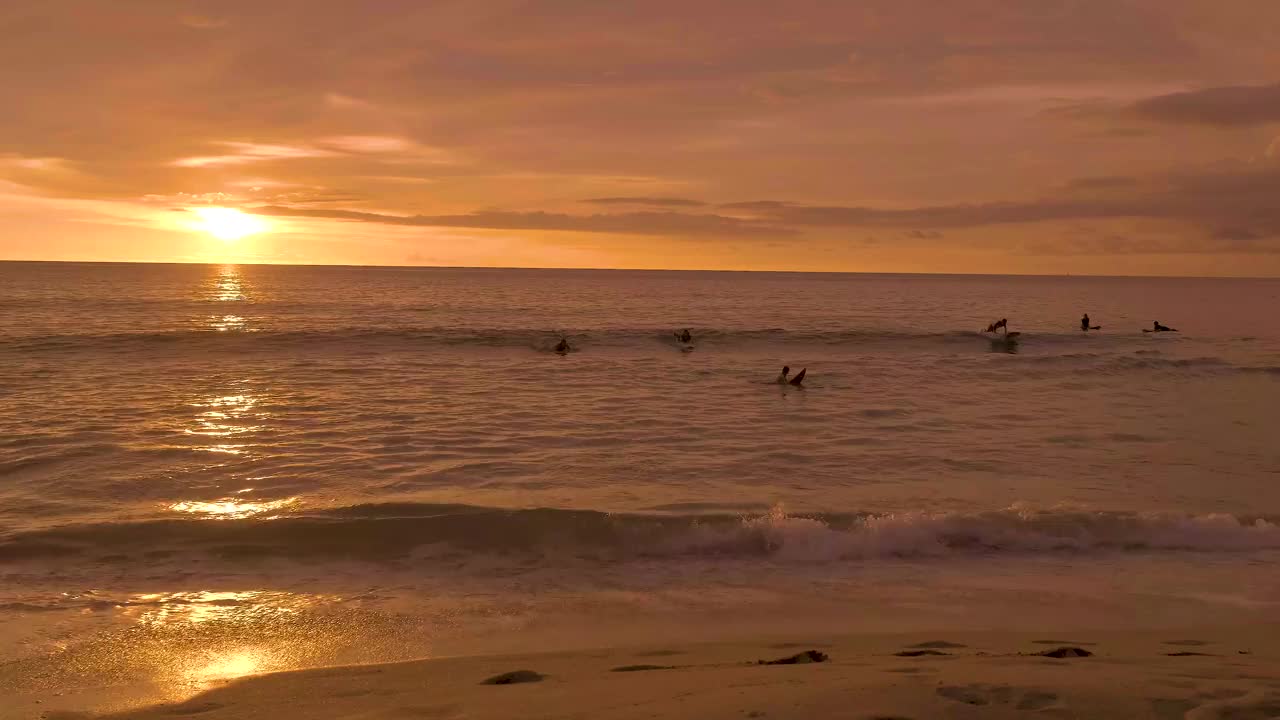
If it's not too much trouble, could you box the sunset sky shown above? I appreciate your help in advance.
[4,1,1280,275]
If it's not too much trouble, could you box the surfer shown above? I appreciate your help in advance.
[554,337,572,353]
[1152,321,1177,332]
[675,328,692,343]
[1081,314,1090,331]
[776,366,807,386]
[985,318,1009,334]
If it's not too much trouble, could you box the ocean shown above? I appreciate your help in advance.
[2,261,1279,710]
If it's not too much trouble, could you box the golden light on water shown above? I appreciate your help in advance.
[208,314,248,331]
[211,265,247,301]
[192,207,268,241]
[169,497,298,518]
[187,649,266,684]
[129,590,293,624]
[180,386,272,458]
[115,591,320,692]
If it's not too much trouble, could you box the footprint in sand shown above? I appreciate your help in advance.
[936,684,1062,711]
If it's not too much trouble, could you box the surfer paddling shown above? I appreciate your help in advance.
[1151,321,1177,333]
[776,366,807,386]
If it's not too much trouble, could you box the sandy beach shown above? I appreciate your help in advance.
[24,625,1266,720]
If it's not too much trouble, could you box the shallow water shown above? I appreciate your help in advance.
[2,262,1279,712]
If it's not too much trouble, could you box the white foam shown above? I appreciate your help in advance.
[652,505,1280,562]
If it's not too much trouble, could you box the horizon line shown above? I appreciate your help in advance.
[0,258,1275,281]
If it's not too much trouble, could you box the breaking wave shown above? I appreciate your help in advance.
[4,503,1278,565]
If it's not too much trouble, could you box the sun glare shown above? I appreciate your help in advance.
[193,207,268,241]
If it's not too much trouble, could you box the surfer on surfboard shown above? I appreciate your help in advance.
[1150,321,1177,333]
[674,328,692,343]
[554,337,572,353]
[1081,314,1100,331]
[985,318,1009,334]
[777,366,806,386]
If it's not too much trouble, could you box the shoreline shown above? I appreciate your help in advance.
[34,624,1280,720]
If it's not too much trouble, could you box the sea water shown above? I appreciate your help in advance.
[2,262,1279,709]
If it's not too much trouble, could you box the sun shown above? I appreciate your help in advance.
[193,207,268,241]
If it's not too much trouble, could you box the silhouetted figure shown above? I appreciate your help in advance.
[985,318,1009,334]
[1081,314,1090,331]
[777,365,807,386]
[554,337,571,353]
[1152,321,1177,332]
[675,328,692,343]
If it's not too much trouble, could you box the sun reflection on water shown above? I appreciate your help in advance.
[208,314,248,331]
[199,266,254,331]
[17,588,413,708]
[112,590,331,692]
[169,496,298,519]
[184,391,269,457]
[187,648,266,684]
[127,590,310,625]
[210,265,247,302]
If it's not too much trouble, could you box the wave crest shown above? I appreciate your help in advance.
[3,504,1277,565]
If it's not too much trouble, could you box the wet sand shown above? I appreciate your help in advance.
[52,625,1280,720]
